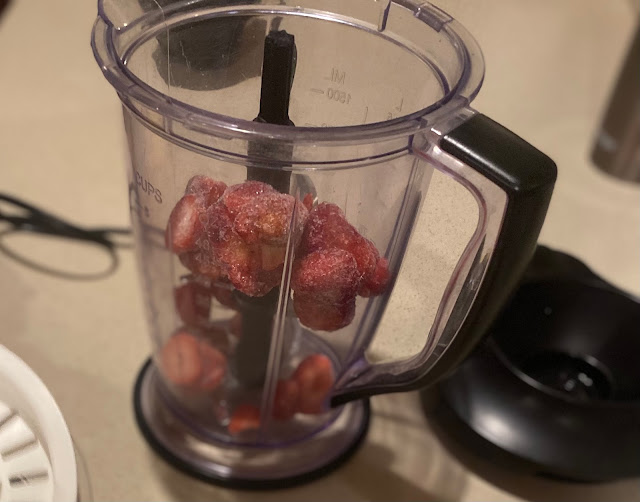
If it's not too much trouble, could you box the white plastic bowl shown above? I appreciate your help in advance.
[0,345,77,501]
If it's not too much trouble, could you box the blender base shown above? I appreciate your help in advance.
[133,359,370,490]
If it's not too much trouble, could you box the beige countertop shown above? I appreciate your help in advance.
[1,0,639,500]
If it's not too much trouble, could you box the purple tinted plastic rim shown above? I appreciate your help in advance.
[91,1,484,145]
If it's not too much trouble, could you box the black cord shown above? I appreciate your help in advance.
[0,193,132,280]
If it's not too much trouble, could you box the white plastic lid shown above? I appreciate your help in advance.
[0,346,77,502]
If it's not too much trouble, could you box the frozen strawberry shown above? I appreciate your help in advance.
[349,238,380,287]
[292,249,359,303]
[160,331,227,391]
[230,263,277,297]
[292,354,334,414]
[198,341,228,391]
[200,204,264,295]
[272,379,300,420]
[302,193,314,212]
[234,193,308,246]
[174,282,211,326]
[258,264,284,291]
[215,238,282,297]
[291,249,358,331]
[165,194,204,253]
[185,175,227,206]
[260,244,287,271]
[293,294,356,332]
[221,181,275,216]
[228,404,261,435]
[359,257,390,297]
[179,250,223,280]
[202,202,235,247]
[300,203,348,253]
[160,331,202,388]
[227,263,276,297]
[301,203,378,282]
[202,204,261,288]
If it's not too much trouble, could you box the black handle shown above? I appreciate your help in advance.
[330,114,556,406]
[424,113,557,384]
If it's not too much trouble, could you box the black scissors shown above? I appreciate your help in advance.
[0,193,132,280]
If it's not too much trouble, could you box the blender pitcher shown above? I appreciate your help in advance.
[92,0,556,487]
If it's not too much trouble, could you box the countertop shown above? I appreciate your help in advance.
[0,0,639,500]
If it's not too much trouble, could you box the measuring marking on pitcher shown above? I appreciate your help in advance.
[309,86,353,105]
[323,67,347,84]
[134,170,163,204]
[129,184,150,219]
[313,67,354,106]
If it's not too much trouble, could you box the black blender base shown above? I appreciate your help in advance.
[133,359,370,490]
[422,246,640,484]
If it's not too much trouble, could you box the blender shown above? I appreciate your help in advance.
[91,0,556,487]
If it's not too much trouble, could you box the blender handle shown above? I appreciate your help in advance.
[331,113,557,406]
[423,113,557,382]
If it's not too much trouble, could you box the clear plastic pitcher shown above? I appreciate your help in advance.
[92,0,556,487]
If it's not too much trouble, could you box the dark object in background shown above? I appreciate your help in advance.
[425,246,640,483]
[0,0,10,20]
[138,0,264,90]
[591,23,640,182]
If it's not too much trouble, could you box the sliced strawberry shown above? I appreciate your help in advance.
[198,341,228,391]
[228,404,261,435]
[292,354,335,414]
[165,194,204,253]
[160,331,227,391]
[272,379,300,420]
[185,175,227,206]
[174,282,211,326]
[160,331,202,388]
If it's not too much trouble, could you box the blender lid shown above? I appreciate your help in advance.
[427,246,640,482]
[0,346,77,502]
